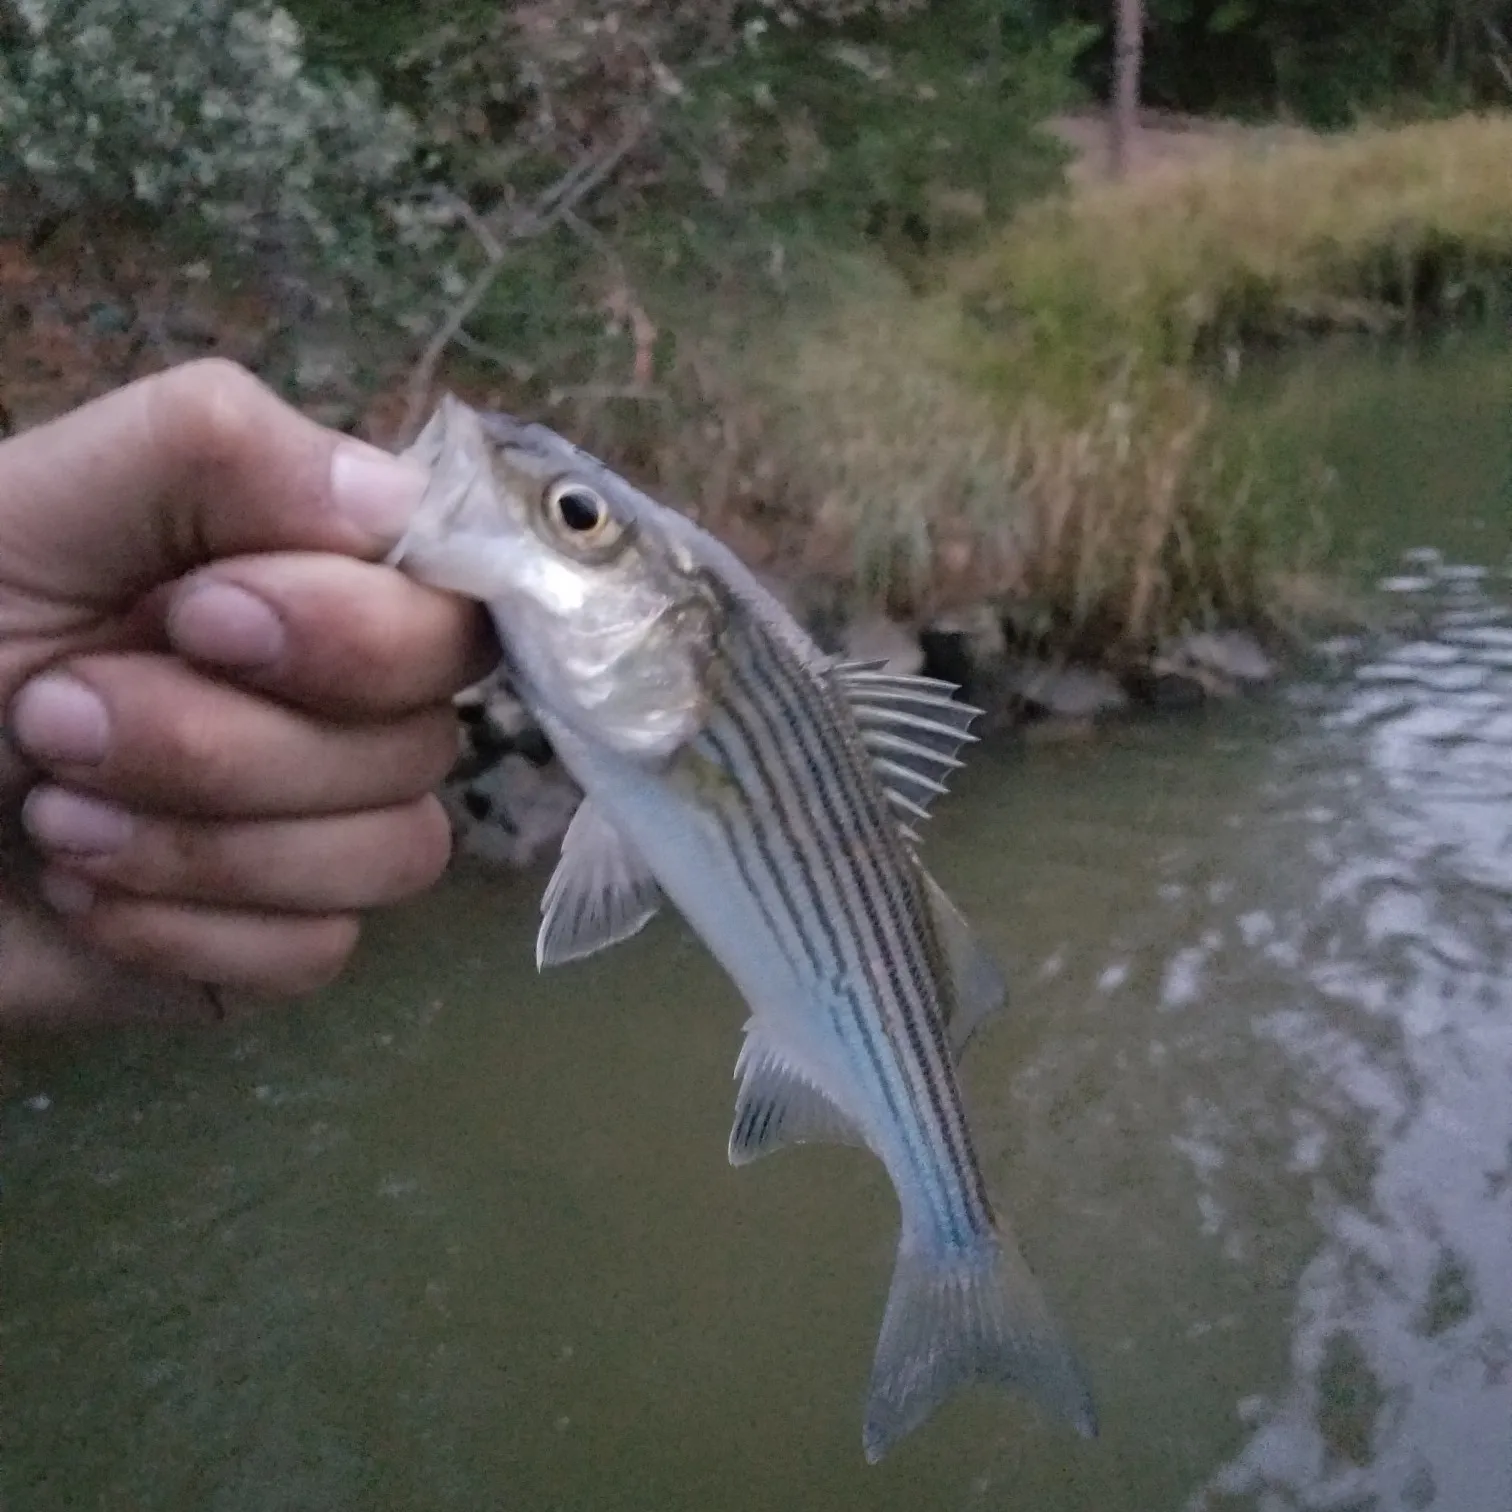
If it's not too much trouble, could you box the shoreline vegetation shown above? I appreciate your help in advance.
[3,0,1511,855]
[439,108,1511,860]
[4,113,1507,672]
[565,111,1512,678]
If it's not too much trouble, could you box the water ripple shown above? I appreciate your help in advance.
[1194,553,1512,1512]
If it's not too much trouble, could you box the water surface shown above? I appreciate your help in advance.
[4,342,1510,1511]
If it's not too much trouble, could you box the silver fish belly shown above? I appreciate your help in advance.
[392,400,1097,1461]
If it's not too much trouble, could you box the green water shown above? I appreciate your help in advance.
[4,343,1511,1511]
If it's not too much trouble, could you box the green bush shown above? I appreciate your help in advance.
[0,0,442,310]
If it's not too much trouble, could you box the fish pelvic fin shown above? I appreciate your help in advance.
[862,1223,1098,1465]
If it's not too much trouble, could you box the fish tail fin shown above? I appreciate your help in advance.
[862,1223,1098,1464]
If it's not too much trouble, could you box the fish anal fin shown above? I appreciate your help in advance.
[536,798,663,968]
[862,1226,1098,1464]
[922,871,1007,1059]
[728,1034,865,1166]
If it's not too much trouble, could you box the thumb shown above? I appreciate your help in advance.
[0,359,427,611]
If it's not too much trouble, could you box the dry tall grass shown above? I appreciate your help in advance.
[628,288,1316,665]
[961,112,1512,395]
[496,111,1512,664]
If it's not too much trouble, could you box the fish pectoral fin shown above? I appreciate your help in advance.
[922,871,1007,1059]
[536,797,664,968]
[728,1031,866,1167]
[863,1226,1098,1464]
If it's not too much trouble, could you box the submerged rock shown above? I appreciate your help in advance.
[437,608,1279,874]
[1001,658,1130,719]
[1168,630,1275,684]
[446,754,579,869]
[1133,629,1276,708]
[445,679,577,867]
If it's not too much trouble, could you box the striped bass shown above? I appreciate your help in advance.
[390,398,1097,1461]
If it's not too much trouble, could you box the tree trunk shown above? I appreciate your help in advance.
[1109,0,1145,179]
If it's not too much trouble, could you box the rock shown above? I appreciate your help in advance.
[444,677,578,867]
[917,605,1016,726]
[1168,629,1274,684]
[918,627,978,692]
[840,613,924,675]
[450,679,553,782]
[445,754,579,869]
[1141,669,1214,711]
[1001,657,1129,719]
[929,605,1008,667]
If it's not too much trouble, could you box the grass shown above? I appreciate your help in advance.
[408,111,1512,674]
[955,112,1512,401]
[670,111,1512,665]
[581,270,1326,669]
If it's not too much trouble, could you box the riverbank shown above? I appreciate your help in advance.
[963,111,1512,396]
[5,110,1509,863]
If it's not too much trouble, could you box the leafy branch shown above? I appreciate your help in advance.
[399,113,653,441]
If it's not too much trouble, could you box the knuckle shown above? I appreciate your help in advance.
[75,900,179,976]
[160,822,244,897]
[153,705,243,807]
[151,359,272,472]
[364,712,464,801]
[277,917,360,995]
[413,711,469,790]
[393,799,454,895]
[305,596,412,702]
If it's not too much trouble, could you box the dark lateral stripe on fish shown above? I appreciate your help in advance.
[721,625,991,1245]
[732,642,957,1098]
[701,724,830,982]
[703,673,957,1237]
[775,654,996,1240]
[726,633,985,1242]
[700,704,954,1233]
[763,664,993,1244]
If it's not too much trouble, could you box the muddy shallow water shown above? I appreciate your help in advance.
[3,342,1510,1511]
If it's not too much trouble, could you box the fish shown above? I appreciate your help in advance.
[388,397,1098,1462]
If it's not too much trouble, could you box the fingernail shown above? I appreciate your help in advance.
[40,868,95,917]
[9,675,110,766]
[330,441,429,545]
[23,787,134,856]
[168,580,285,669]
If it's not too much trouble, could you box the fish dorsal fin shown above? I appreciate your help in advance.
[536,798,663,968]
[833,661,981,828]
[923,871,1007,1059]
[728,1028,866,1166]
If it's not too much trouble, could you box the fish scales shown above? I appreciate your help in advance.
[700,609,993,1249]
[388,397,1098,1463]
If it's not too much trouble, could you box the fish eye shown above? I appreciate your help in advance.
[546,480,613,539]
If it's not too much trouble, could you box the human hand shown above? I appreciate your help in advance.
[0,360,493,1028]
